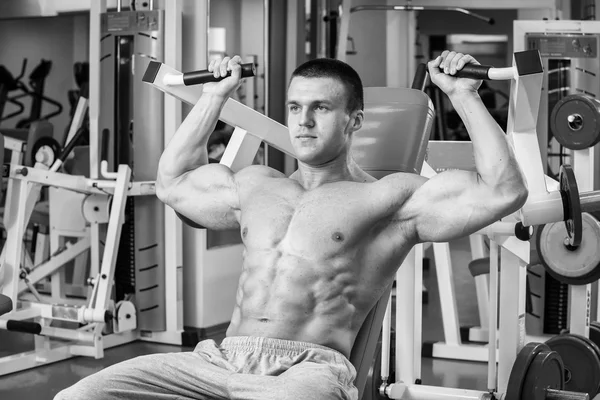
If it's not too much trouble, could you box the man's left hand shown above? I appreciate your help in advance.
[427,51,482,97]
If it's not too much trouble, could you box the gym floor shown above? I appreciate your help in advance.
[0,237,492,399]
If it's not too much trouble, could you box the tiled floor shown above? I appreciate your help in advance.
[0,238,510,399]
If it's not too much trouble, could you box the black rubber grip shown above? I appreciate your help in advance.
[142,61,161,83]
[101,129,110,162]
[6,319,42,335]
[440,64,492,80]
[183,63,256,86]
[58,126,86,163]
[411,63,429,92]
[514,222,533,242]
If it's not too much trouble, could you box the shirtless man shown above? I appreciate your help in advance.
[55,52,528,400]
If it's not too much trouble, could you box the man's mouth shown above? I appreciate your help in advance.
[296,135,316,139]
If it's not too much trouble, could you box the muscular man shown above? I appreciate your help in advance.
[55,52,528,400]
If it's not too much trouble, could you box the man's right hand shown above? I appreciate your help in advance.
[203,55,244,99]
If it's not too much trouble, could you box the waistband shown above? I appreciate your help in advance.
[221,336,349,360]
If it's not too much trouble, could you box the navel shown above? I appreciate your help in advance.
[332,231,345,242]
[242,227,248,238]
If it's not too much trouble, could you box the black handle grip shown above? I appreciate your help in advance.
[6,319,42,335]
[514,222,533,242]
[101,129,110,162]
[411,63,429,92]
[439,63,492,80]
[183,63,256,85]
[58,127,87,163]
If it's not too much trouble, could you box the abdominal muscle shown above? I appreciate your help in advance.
[226,248,371,358]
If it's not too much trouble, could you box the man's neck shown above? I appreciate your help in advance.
[293,154,361,190]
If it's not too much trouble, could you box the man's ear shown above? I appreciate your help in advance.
[351,110,364,131]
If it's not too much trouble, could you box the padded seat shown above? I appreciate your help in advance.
[0,294,12,316]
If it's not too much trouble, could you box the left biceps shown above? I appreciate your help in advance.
[398,170,509,243]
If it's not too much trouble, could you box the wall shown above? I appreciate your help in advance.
[209,0,241,56]
[241,0,265,114]
[0,15,87,141]
[345,0,388,87]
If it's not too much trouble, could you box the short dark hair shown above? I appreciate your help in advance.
[290,58,364,112]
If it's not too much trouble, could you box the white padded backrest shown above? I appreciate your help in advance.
[349,87,433,398]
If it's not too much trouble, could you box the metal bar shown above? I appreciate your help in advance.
[163,0,184,337]
[93,165,131,310]
[396,248,415,383]
[386,382,491,399]
[433,242,461,346]
[5,164,154,196]
[487,240,498,392]
[381,291,392,381]
[546,388,589,400]
[349,5,494,24]
[18,237,91,293]
[580,190,600,213]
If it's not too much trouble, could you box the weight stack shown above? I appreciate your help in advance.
[543,272,569,335]
[526,263,545,336]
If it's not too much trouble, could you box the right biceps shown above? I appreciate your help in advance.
[158,164,240,230]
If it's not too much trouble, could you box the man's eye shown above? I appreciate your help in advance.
[316,105,327,111]
[289,105,299,112]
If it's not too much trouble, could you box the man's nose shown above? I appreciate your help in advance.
[298,108,314,127]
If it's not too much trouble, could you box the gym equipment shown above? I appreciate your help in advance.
[29,136,61,168]
[389,47,597,399]
[515,19,600,333]
[435,21,600,365]
[335,4,493,62]
[546,334,600,396]
[160,63,256,86]
[590,322,600,349]
[0,136,10,317]
[0,1,188,375]
[0,123,151,374]
[550,94,600,150]
[506,342,590,400]
[0,60,28,122]
[536,212,600,285]
[8,59,64,129]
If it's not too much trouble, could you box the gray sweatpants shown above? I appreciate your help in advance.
[54,336,358,400]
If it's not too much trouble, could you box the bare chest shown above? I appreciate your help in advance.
[239,183,383,258]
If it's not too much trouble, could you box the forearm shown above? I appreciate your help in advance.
[158,93,227,184]
[450,91,525,193]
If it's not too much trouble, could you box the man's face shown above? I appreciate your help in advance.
[286,77,358,165]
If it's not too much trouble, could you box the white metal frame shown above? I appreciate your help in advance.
[0,159,146,375]
[514,18,598,337]
[0,0,189,375]
[431,21,600,365]
[86,0,187,346]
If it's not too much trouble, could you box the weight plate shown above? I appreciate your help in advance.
[546,333,600,395]
[30,136,60,168]
[536,213,600,285]
[559,165,582,248]
[506,342,551,400]
[550,94,600,150]
[591,322,600,352]
[521,350,564,400]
